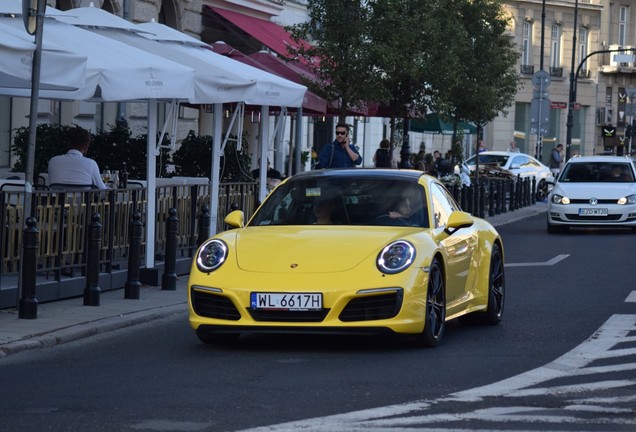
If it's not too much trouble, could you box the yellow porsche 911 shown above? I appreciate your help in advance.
[188,169,505,347]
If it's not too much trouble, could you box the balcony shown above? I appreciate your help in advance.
[579,69,591,79]
[520,64,534,75]
[599,45,636,75]
[550,67,563,77]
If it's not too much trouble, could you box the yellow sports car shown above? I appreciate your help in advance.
[189,169,505,347]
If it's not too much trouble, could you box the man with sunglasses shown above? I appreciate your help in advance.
[317,123,362,169]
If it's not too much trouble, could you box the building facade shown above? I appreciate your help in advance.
[495,0,636,164]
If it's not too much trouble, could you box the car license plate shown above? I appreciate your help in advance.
[250,292,323,311]
[578,208,608,216]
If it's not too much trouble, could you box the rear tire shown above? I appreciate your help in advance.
[412,258,446,348]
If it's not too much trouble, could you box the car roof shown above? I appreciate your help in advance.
[290,168,428,182]
[565,156,634,164]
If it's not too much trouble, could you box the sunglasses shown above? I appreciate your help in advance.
[335,131,348,136]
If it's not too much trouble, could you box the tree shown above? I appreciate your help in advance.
[427,0,520,156]
[366,0,432,166]
[287,0,378,122]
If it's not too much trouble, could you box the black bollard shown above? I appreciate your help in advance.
[197,204,210,246]
[84,212,102,306]
[515,175,522,210]
[478,183,486,218]
[496,180,504,214]
[125,211,143,300]
[19,217,39,319]
[508,178,516,212]
[162,208,179,291]
[488,180,495,217]
[531,177,537,205]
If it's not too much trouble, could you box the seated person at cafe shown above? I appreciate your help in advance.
[252,158,282,189]
[48,126,108,190]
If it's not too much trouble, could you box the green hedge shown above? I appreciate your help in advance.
[11,124,251,181]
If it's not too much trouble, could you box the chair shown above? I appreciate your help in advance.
[49,183,98,191]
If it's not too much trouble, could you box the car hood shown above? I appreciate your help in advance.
[555,182,636,198]
[229,226,422,273]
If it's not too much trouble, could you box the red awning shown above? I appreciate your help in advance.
[210,42,327,115]
[208,7,310,62]
[248,51,317,86]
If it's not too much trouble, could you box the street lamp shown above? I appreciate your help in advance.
[565,0,578,161]
[566,46,636,161]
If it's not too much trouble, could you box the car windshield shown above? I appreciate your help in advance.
[560,162,635,183]
[466,154,510,167]
[249,177,429,228]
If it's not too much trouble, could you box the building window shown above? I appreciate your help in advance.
[522,21,532,66]
[619,6,628,46]
[550,24,561,68]
[579,27,588,76]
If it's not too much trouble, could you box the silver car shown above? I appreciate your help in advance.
[547,156,636,233]
[465,151,554,200]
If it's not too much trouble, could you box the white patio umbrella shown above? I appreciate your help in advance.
[56,7,308,268]
[0,16,196,101]
[56,7,307,106]
[0,20,87,90]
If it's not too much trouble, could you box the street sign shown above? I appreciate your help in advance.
[532,70,551,89]
[530,97,550,135]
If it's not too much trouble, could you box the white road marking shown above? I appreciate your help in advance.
[237,314,636,432]
[505,254,570,267]
[626,291,636,302]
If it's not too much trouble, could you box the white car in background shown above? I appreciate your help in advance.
[465,151,554,200]
[547,156,636,233]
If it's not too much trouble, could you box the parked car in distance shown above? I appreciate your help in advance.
[547,155,636,233]
[464,151,554,200]
[189,169,505,348]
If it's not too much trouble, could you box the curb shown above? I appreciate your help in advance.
[0,303,186,358]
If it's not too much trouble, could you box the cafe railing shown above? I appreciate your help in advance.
[0,180,259,282]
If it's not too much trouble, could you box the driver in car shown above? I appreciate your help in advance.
[389,197,412,220]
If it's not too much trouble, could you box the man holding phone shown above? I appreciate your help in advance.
[317,123,362,169]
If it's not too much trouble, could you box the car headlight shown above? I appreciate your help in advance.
[618,194,636,205]
[196,239,228,273]
[551,194,570,205]
[377,241,415,274]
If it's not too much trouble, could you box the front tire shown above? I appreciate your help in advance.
[413,257,446,347]
[482,243,505,325]
[536,179,548,201]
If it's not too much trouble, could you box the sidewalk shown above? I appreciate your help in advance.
[0,202,547,357]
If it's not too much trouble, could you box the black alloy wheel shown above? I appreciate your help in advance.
[536,179,548,201]
[413,257,446,347]
[483,242,505,324]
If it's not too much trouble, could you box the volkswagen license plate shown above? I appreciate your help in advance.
[251,292,322,311]
[579,208,608,216]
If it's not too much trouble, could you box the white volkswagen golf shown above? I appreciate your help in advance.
[547,156,636,233]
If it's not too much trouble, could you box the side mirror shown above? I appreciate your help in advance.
[224,210,244,228]
[445,211,474,234]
